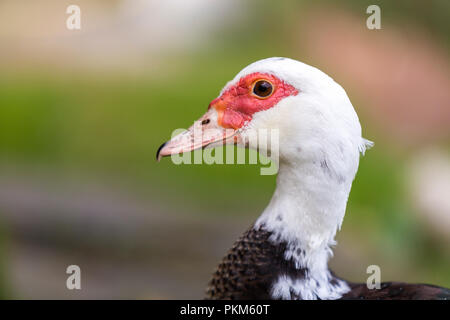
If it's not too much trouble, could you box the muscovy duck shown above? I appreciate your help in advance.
[157,57,450,300]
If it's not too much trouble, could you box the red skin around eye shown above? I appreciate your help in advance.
[208,72,298,129]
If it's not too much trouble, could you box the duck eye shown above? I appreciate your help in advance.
[252,80,273,98]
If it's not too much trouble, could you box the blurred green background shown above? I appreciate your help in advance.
[0,0,449,299]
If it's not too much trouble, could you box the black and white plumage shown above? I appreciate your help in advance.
[157,57,450,300]
[206,225,345,300]
[206,224,450,300]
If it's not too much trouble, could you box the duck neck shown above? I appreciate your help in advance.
[255,156,354,299]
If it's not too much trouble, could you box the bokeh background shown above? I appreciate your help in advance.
[0,0,449,299]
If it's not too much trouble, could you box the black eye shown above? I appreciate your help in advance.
[252,80,273,98]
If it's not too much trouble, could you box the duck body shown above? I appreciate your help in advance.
[206,224,450,300]
[206,225,345,300]
[157,57,450,300]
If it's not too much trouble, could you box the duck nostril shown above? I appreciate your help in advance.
[201,119,210,125]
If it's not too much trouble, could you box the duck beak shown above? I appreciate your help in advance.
[156,108,240,161]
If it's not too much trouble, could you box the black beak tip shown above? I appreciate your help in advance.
[156,142,167,162]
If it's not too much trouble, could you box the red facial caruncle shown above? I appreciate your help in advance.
[208,72,299,130]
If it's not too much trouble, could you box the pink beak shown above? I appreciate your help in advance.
[156,108,240,161]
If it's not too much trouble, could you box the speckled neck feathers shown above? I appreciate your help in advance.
[206,225,348,300]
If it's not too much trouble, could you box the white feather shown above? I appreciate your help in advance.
[224,57,372,299]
